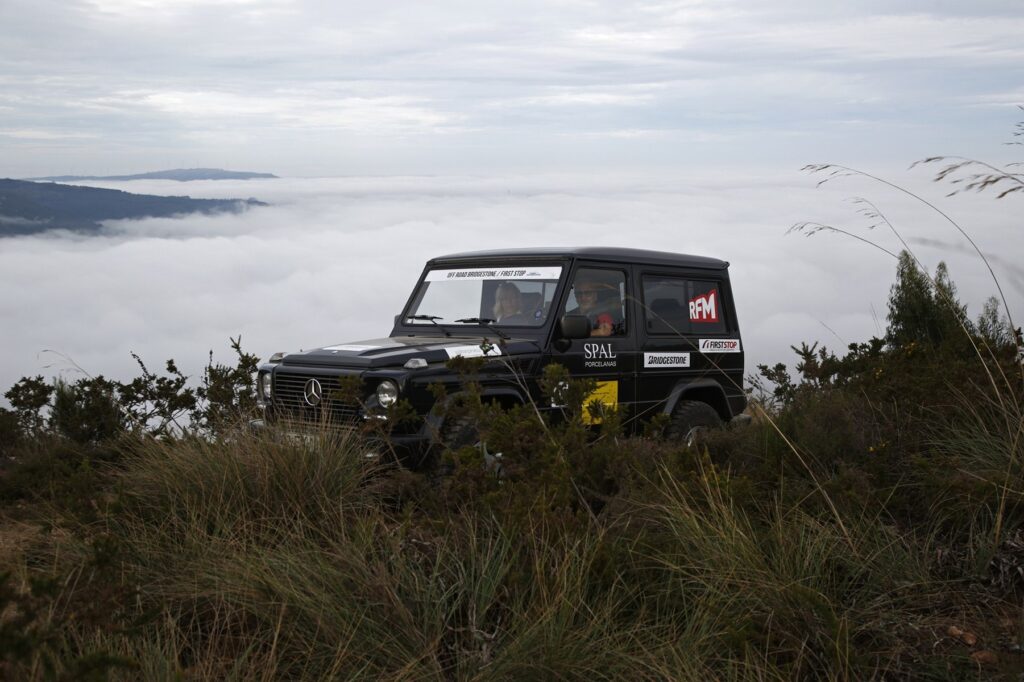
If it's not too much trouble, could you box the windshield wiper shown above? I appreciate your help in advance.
[406,314,450,337]
[454,317,510,340]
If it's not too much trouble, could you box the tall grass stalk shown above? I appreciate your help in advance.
[797,161,1023,547]
[802,163,1019,349]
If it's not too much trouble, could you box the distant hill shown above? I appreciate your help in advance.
[26,168,278,182]
[0,178,268,237]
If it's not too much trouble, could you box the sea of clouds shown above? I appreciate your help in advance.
[0,171,1019,403]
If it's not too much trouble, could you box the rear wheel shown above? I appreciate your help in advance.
[665,400,722,447]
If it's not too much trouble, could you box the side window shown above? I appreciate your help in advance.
[642,277,689,334]
[643,276,727,335]
[565,268,627,337]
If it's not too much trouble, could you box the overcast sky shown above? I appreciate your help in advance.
[0,1,1021,399]
[1,0,1021,176]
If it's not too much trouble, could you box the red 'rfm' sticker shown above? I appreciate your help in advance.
[689,289,718,323]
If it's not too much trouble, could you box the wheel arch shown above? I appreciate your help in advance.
[479,387,528,409]
[425,387,527,440]
[663,379,733,421]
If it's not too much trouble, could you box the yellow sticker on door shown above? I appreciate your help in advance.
[582,380,618,425]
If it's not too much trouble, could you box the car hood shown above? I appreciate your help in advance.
[279,335,540,369]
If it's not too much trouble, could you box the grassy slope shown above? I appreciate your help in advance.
[1,339,1022,680]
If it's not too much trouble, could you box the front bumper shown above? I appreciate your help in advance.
[248,416,436,468]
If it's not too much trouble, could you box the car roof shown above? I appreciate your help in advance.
[429,246,728,270]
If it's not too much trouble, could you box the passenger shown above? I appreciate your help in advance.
[493,282,527,323]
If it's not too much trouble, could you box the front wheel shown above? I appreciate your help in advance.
[442,414,479,450]
[665,400,722,447]
[440,415,504,475]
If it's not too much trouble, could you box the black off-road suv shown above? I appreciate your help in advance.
[255,247,746,463]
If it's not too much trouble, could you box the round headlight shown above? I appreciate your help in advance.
[260,373,272,399]
[376,380,399,407]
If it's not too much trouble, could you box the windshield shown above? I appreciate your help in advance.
[406,265,564,327]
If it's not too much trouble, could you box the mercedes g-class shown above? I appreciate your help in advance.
[255,247,746,463]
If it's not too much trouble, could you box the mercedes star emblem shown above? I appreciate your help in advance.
[303,378,323,406]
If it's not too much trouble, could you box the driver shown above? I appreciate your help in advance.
[569,276,615,337]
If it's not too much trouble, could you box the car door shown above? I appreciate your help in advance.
[635,270,735,419]
[546,263,637,424]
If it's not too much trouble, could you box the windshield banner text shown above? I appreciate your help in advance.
[425,266,563,282]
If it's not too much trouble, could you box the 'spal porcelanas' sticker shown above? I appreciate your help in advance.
[324,344,379,352]
[445,344,502,359]
[643,352,691,368]
[583,342,618,368]
[699,338,741,353]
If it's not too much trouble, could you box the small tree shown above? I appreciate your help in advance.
[191,336,261,434]
[885,251,973,348]
[50,377,124,444]
[976,296,1014,349]
[4,376,53,436]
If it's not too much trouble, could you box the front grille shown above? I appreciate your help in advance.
[273,372,362,425]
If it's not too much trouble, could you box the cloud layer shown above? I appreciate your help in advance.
[1,172,1019,400]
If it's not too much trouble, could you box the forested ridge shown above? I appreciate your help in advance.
[0,178,266,236]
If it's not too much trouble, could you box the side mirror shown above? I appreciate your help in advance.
[559,314,591,340]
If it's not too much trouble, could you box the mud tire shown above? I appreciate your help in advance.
[442,414,479,450]
[665,400,722,447]
[440,414,505,476]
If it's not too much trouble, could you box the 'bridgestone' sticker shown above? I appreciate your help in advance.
[445,344,502,359]
[699,339,741,353]
[644,352,691,368]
